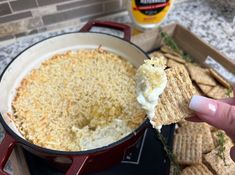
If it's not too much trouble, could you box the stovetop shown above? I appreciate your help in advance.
[24,125,175,175]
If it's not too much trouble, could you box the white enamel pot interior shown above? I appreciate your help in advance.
[0,31,149,174]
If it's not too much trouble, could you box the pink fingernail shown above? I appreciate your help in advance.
[189,95,217,116]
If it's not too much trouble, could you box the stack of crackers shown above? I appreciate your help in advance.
[149,45,233,100]
[148,45,234,175]
[172,120,235,175]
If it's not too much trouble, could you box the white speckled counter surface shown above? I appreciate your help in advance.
[0,0,235,75]
[0,0,234,174]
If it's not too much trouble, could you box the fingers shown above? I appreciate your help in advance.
[220,98,235,105]
[189,95,235,133]
[186,115,204,122]
[230,146,235,162]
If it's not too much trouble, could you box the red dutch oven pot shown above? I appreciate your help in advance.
[0,21,151,175]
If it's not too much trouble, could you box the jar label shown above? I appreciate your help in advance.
[131,0,172,24]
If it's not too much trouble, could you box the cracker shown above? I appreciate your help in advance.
[148,51,165,58]
[210,126,219,132]
[148,51,168,65]
[178,120,209,129]
[167,59,185,68]
[177,121,214,153]
[186,63,217,86]
[152,67,197,126]
[181,164,213,175]
[198,84,213,95]
[207,84,232,99]
[160,45,182,57]
[192,82,204,96]
[173,133,202,165]
[209,68,230,88]
[204,141,235,175]
[212,130,232,147]
[169,164,181,175]
[164,53,186,64]
[160,45,173,53]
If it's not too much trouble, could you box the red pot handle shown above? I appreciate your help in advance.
[0,132,16,175]
[80,21,131,41]
[65,155,89,175]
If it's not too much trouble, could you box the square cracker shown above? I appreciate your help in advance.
[148,51,165,58]
[212,130,232,147]
[192,82,204,96]
[160,45,182,57]
[169,164,182,175]
[181,164,213,175]
[177,121,214,153]
[204,141,235,175]
[164,53,186,64]
[198,84,213,95]
[186,63,217,86]
[207,84,233,99]
[209,68,230,88]
[148,51,168,65]
[152,66,196,126]
[178,120,210,129]
[167,59,185,68]
[173,133,202,165]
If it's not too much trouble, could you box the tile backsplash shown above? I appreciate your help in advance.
[0,0,127,41]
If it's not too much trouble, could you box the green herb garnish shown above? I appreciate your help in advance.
[216,131,227,166]
[182,53,194,63]
[226,87,232,97]
[159,28,194,63]
[159,28,181,54]
[156,131,182,175]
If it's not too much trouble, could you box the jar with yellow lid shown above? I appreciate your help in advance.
[128,0,175,30]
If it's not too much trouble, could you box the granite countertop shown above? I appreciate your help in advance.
[0,0,234,174]
[0,0,235,76]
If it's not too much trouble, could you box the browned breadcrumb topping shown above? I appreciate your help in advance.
[12,49,145,151]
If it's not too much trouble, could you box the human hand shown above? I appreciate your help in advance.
[188,86,235,161]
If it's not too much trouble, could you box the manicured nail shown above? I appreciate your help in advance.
[189,95,217,116]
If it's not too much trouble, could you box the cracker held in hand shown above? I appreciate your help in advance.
[187,63,217,86]
[148,51,168,65]
[181,164,213,175]
[135,57,167,130]
[151,66,197,126]
[173,134,202,165]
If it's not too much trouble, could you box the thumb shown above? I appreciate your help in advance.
[189,95,235,134]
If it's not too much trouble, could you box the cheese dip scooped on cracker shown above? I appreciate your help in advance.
[136,57,167,130]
